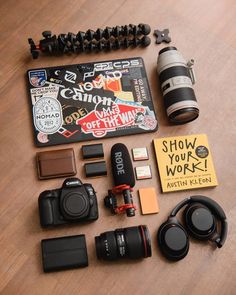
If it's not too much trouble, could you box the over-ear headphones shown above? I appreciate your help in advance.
[157,195,228,261]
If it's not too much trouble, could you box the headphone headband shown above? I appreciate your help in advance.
[170,198,190,217]
[170,195,227,247]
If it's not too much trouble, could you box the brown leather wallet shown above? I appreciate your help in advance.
[36,148,77,180]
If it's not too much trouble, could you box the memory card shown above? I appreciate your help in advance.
[135,165,152,180]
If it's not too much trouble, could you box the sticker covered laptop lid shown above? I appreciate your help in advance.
[27,57,158,147]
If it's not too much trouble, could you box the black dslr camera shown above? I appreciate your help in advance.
[38,178,98,227]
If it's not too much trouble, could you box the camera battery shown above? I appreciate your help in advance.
[84,161,107,177]
[41,234,88,272]
[82,143,104,160]
[135,165,152,180]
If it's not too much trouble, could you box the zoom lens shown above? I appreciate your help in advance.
[95,225,151,260]
[157,46,199,124]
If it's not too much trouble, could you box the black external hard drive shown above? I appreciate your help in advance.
[41,234,88,272]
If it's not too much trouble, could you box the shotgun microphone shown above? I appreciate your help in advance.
[104,143,136,217]
[111,143,135,188]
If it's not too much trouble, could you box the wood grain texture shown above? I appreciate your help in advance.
[0,0,236,294]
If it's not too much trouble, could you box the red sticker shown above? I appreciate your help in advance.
[76,102,145,138]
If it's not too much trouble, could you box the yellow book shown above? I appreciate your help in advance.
[153,134,218,192]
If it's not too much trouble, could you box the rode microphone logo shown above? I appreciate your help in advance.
[115,152,125,175]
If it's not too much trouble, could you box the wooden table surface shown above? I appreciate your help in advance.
[0,0,236,294]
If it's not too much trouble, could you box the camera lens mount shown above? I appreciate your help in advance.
[61,192,90,220]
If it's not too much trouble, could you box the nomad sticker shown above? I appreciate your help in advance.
[33,97,63,134]
[29,70,47,87]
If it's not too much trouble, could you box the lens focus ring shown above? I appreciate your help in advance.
[95,225,152,261]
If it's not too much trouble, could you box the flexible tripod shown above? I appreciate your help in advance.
[28,23,151,59]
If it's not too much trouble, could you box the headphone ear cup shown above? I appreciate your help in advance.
[183,203,217,240]
[157,218,189,261]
